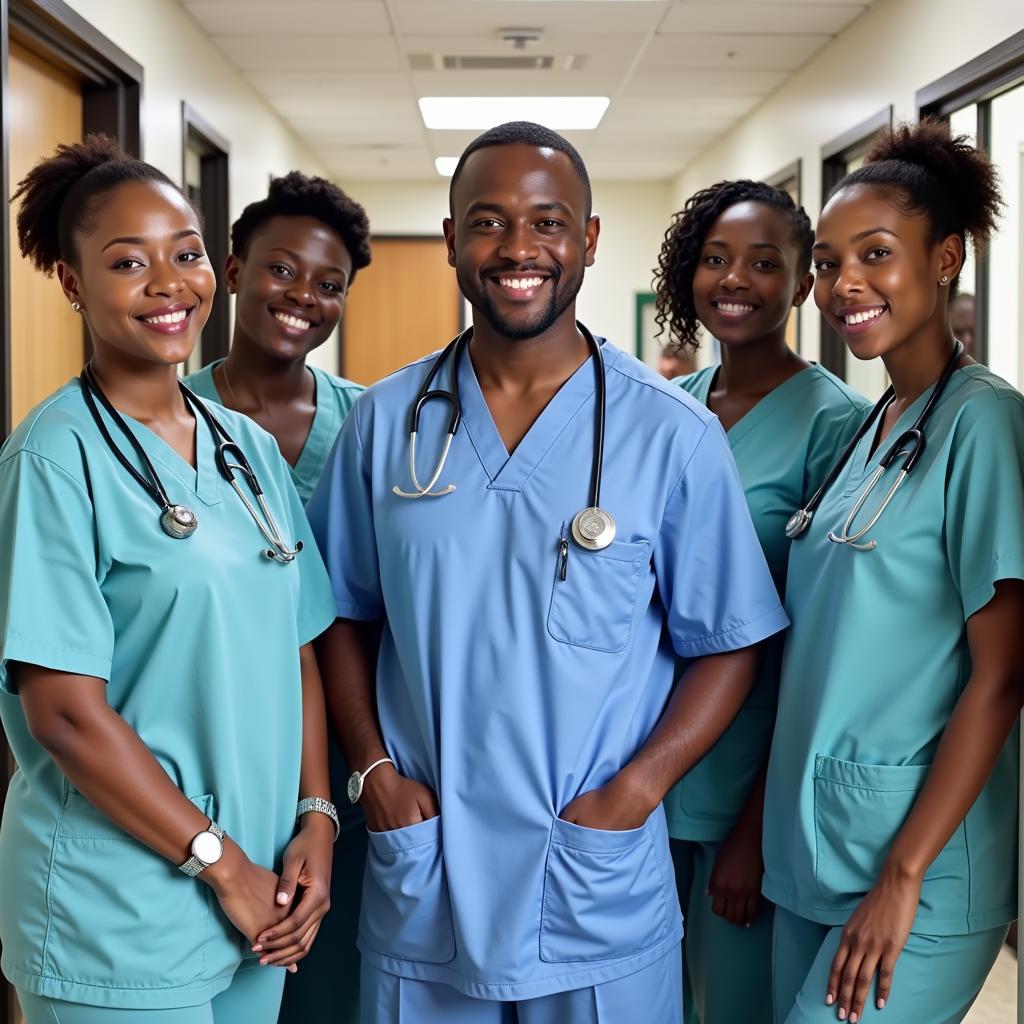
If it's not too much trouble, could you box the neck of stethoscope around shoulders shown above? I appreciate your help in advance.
[785,341,964,549]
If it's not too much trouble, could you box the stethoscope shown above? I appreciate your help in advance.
[80,366,303,563]
[392,322,617,551]
[785,341,964,552]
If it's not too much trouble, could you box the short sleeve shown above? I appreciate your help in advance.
[944,392,1024,619]
[0,451,115,692]
[306,403,384,621]
[656,421,789,658]
[280,467,337,647]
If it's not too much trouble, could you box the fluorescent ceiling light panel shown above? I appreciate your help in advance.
[419,96,610,131]
[435,157,460,177]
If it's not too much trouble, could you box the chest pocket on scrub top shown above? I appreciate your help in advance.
[547,524,651,654]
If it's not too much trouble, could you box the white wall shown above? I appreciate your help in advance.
[671,0,1024,369]
[341,177,672,360]
[62,0,340,371]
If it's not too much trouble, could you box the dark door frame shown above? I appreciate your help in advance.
[0,5,140,1020]
[917,29,1024,367]
[181,101,230,362]
[818,106,893,377]
[765,158,804,351]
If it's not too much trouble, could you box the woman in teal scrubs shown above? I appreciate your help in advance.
[0,138,338,1022]
[765,119,1024,1024]
[185,171,371,1024]
[654,181,870,1023]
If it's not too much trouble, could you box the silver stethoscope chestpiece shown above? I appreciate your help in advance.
[571,507,616,551]
[784,508,812,541]
[161,504,198,539]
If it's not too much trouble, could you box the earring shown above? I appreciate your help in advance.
[940,276,949,286]
[70,301,81,312]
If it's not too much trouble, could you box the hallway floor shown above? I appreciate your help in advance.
[966,946,1016,1022]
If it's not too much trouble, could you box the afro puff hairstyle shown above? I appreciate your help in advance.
[231,171,372,282]
[653,179,813,354]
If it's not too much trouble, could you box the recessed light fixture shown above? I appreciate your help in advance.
[418,96,610,131]
[435,157,460,177]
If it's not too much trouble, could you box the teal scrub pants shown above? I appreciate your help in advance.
[361,947,683,1023]
[278,806,367,1024]
[671,837,774,1023]
[17,961,285,1024]
[772,906,1007,1024]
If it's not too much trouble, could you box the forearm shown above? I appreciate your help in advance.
[621,646,759,807]
[16,664,211,866]
[315,618,386,772]
[731,762,768,841]
[297,643,330,801]
[884,671,1021,881]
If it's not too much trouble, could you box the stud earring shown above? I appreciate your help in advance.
[940,276,949,286]
[71,301,81,312]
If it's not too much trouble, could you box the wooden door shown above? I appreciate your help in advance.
[8,39,84,428]
[342,237,462,385]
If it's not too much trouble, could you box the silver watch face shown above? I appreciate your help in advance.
[347,771,362,804]
[192,829,223,865]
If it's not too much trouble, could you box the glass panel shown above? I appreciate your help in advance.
[987,83,1024,386]
[949,106,980,360]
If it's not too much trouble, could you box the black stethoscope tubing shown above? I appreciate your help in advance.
[786,341,964,540]
[409,321,607,512]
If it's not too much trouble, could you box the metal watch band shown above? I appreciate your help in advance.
[296,796,340,842]
[179,820,225,877]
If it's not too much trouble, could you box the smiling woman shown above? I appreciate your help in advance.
[0,136,339,1024]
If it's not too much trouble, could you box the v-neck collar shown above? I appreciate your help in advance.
[458,338,618,492]
[694,364,819,447]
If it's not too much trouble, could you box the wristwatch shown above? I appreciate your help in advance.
[347,757,395,804]
[179,820,225,877]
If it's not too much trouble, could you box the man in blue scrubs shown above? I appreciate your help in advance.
[307,122,789,1023]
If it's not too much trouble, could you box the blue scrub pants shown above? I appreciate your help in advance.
[772,906,1007,1024]
[671,837,773,1023]
[361,948,682,1023]
[17,961,285,1024]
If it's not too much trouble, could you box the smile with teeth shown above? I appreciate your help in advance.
[842,306,886,326]
[143,309,189,325]
[275,311,312,330]
[714,301,755,314]
[497,276,545,291]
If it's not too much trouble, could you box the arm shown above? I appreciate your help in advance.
[707,765,767,926]
[829,578,1024,1022]
[316,619,438,833]
[16,663,287,943]
[560,645,759,829]
[256,644,335,968]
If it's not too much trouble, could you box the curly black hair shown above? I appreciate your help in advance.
[653,180,813,354]
[833,117,1002,295]
[12,134,183,275]
[449,121,592,218]
[231,171,372,282]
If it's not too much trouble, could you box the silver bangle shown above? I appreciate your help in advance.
[296,796,340,842]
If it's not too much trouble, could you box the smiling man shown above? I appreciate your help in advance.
[308,122,789,1023]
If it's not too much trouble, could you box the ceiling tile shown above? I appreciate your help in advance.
[211,33,404,71]
[642,32,831,70]
[625,68,787,96]
[659,3,865,35]
[183,2,392,35]
[244,71,413,99]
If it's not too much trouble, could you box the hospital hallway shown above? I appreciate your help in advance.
[2,0,1024,1022]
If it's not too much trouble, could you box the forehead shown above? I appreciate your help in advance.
[452,143,586,217]
[83,180,200,238]
[707,201,791,242]
[817,183,919,237]
[247,214,351,264]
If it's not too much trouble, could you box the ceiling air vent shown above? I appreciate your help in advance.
[408,54,585,72]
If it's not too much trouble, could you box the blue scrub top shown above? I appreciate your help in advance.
[764,364,1024,935]
[0,381,336,1008]
[308,338,789,1000]
[184,360,364,504]
[665,364,870,842]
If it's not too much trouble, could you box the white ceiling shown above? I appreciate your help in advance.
[179,0,877,182]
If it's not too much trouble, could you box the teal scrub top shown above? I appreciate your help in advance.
[0,381,336,1008]
[665,364,870,842]
[184,360,364,504]
[308,339,789,1001]
[763,364,1024,935]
